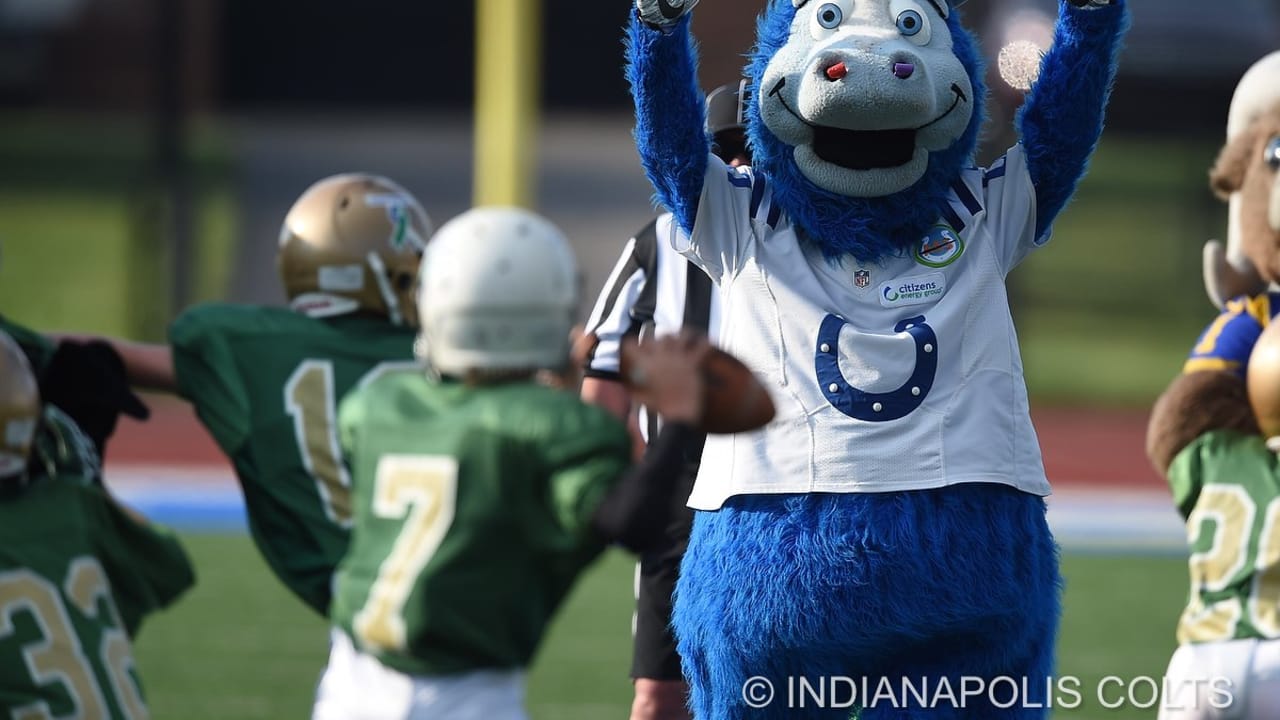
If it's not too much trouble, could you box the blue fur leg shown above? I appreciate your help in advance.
[1020,0,1130,240]
[674,484,1061,719]
[625,12,709,235]
[858,601,1058,719]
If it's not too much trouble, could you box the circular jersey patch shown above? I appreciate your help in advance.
[915,225,964,268]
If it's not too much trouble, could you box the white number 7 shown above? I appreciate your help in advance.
[353,455,458,653]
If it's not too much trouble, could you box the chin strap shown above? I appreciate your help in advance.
[365,252,405,326]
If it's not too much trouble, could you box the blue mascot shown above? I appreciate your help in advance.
[624,0,1128,718]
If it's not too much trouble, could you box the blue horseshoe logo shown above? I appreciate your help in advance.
[815,314,937,421]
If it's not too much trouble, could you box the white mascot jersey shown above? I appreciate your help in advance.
[680,144,1052,510]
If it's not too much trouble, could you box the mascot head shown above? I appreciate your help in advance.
[745,0,986,261]
[1203,51,1280,308]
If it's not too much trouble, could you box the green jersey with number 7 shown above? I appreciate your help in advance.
[329,370,632,675]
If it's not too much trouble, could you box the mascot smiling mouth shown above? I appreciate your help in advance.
[771,78,968,171]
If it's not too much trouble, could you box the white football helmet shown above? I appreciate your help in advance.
[416,206,579,376]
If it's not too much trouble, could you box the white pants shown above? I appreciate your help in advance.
[1160,639,1280,720]
[312,630,528,720]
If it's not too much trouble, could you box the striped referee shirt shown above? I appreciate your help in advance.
[582,212,720,441]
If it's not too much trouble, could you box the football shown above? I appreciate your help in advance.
[620,339,775,434]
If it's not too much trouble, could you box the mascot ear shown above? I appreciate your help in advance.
[1210,127,1259,200]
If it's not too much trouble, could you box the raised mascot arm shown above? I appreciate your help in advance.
[1018,0,1128,240]
[626,0,713,235]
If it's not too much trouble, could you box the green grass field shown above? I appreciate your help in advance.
[133,535,1189,720]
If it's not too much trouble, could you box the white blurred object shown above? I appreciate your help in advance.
[992,7,1054,91]
[0,0,86,30]
[997,40,1044,91]
[1227,51,1280,141]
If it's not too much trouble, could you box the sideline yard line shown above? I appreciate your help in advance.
[1047,488,1185,555]
[105,464,1188,552]
[107,465,245,532]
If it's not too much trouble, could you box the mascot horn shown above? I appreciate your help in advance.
[625,0,1128,718]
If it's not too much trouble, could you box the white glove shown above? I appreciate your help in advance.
[636,0,699,27]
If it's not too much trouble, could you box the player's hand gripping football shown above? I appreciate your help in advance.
[635,0,699,28]
[621,332,776,433]
[621,333,709,425]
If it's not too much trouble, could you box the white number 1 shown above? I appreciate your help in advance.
[284,360,418,528]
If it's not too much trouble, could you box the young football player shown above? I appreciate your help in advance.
[312,207,717,720]
[95,173,432,615]
[0,329,195,719]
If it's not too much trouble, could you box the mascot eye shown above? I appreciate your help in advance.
[1267,137,1280,171]
[816,3,843,29]
[896,9,924,36]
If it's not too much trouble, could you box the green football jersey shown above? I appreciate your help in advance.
[0,314,55,375]
[0,466,194,718]
[169,304,416,615]
[1169,430,1280,643]
[331,371,631,676]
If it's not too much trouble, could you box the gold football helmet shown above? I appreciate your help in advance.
[277,173,433,326]
[1249,319,1280,449]
[0,330,40,479]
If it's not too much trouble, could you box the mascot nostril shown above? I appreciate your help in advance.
[626,0,1128,717]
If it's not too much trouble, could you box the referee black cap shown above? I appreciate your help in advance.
[705,79,749,136]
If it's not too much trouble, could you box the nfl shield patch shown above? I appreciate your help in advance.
[854,269,871,289]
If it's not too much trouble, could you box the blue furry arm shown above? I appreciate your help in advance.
[1017,0,1129,240]
[625,12,710,236]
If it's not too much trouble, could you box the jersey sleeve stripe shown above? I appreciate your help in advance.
[765,195,782,229]
[586,247,643,335]
[1183,358,1242,374]
[951,178,983,216]
[682,263,714,332]
[941,204,966,232]
[727,168,752,189]
[583,368,624,381]
[587,222,661,333]
[749,174,768,219]
[584,221,663,371]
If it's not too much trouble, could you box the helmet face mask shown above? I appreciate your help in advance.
[277,173,433,326]
[416,207,579,378]
[0,331,40,480]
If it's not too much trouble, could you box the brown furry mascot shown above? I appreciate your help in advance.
[1146,50,1280,720]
